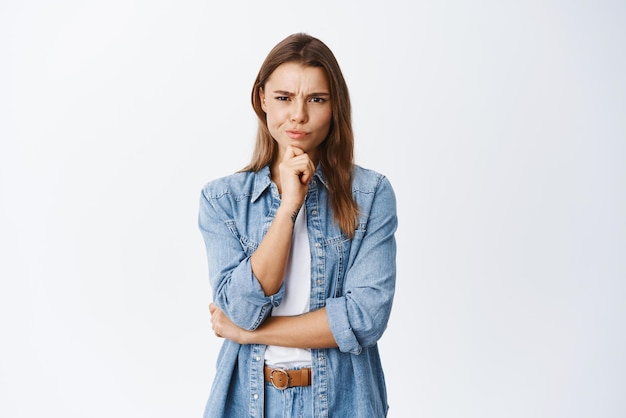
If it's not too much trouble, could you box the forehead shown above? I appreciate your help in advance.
[266,62,329,91]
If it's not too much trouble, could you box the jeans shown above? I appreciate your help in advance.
[264,382,313,418]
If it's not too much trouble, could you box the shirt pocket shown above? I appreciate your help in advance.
[225,219,259,257]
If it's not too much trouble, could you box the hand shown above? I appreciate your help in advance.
[208,303,247,344]
[278,146,316,210]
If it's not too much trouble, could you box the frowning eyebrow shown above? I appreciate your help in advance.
[272,90,330,97]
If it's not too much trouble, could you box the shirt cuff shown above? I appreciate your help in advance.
[325,297,362,355]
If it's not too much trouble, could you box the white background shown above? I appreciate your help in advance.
[1,1,624,417]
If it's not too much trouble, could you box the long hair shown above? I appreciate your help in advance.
[242,33,358,238]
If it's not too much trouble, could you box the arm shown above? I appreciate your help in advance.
[210,303,338,348]
[325,175,398,354]
[199,186,274,330]
[198,146,315,329]
[251,146,315,295]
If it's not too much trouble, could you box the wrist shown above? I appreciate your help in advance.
[239,328,254,345]
[276,205,300,225]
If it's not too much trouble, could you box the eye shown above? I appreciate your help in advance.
[275,96,289,101]
[310,97,326,103]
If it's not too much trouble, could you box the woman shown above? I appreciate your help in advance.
[198,33,397,418]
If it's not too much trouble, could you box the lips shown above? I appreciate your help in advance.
[286,130,307,139]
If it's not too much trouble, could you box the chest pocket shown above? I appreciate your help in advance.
[226,219,259,257]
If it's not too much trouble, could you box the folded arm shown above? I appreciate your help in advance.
[209,303,338,348]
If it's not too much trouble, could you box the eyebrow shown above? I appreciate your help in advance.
[272,90,330,97]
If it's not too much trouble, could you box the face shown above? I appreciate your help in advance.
[260,62,332,163]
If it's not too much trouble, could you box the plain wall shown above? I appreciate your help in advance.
[1,1,624,417]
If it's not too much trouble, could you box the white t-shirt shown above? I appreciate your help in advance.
[264,206,312,368]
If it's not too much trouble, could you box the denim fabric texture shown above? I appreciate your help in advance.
[198,164,397,418]
[265,382,313,418]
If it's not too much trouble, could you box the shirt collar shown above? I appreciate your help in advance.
[313,164,330,189]
[250,164,330,202]
[251,166,272,202]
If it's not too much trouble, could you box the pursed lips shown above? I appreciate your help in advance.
[286,130,307,139]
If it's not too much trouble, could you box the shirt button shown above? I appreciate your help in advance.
[315,243,320,247]
[312,210,317,215]
[253,393,259,400]
[256,356,261,361]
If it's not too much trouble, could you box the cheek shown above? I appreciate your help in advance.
[318,111,333,130]
[267,114,281,130]
[265,106,284,126]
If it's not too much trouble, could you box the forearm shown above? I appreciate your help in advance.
[242,308,338,349]
[250,205,298,296]
[252,146,314,296]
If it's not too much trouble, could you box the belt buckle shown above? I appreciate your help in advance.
[269,367,289,390]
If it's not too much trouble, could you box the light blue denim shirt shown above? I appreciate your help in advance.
[198,164,397,418]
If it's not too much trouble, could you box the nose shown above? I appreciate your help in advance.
[290,100,307,124]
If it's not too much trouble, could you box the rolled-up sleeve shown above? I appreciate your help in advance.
[198,188,283,330]
[325,176,397,354]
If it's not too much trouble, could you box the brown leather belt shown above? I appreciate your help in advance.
[264,366,311,390]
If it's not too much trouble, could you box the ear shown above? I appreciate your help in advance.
[260,88,267,112]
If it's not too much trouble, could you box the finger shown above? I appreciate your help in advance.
[282,146,295,161]
[283,145,304,162]
[299,160,317,184]
[283,153,312,174]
